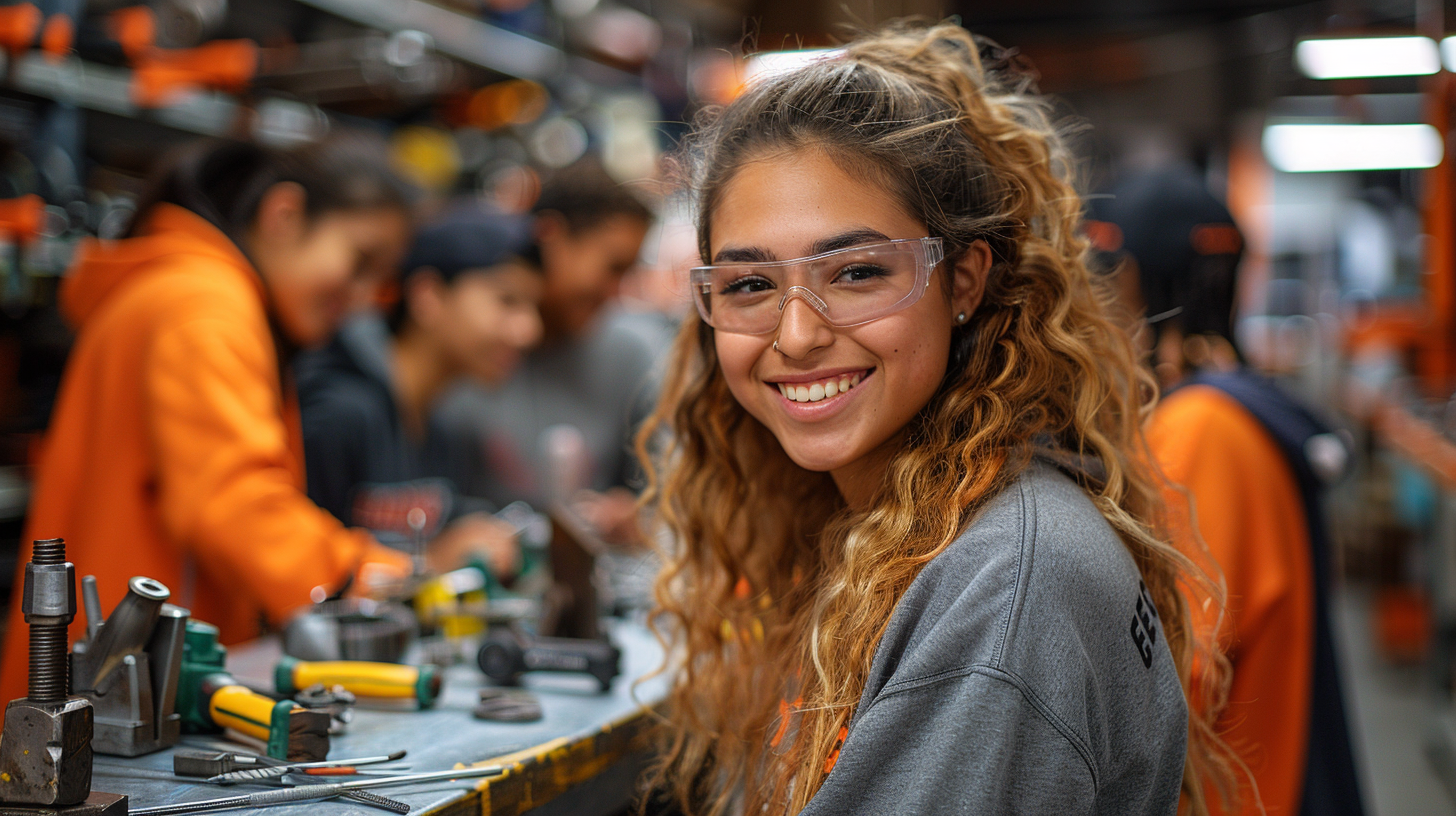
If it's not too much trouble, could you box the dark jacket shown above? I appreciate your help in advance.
[296,313,489,545]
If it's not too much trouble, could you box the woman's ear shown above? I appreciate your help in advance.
[252,181,308,242]
[951,240,993,321]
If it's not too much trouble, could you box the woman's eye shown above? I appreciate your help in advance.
[834,263,891,284]
[719,275,774,296]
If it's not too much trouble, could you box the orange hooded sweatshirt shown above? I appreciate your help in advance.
[1149,385,1314,816]
[1,204,408,704]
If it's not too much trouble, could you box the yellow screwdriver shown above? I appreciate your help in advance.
[274,656,441,708]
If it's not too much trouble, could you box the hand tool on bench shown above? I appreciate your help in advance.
[477,627,620,692]
[178,621,330,761]
[274,657,440,708]
[132,765,507,816]
[172,749,410,812]
[207,751,406,784]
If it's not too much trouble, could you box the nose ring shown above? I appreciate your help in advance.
[773,340,780,353]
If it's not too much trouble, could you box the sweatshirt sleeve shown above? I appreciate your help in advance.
[803,670,1097,816]
[145,310,407,623]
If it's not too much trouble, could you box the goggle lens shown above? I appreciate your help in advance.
[691,238,942,335]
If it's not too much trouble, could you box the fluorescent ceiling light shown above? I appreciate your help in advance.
[744,48,844,82]
[1296,36,1439,79]
[1440,37,1456,71]
[1262,123,1443,172]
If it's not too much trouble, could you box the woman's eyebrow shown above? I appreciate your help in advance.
[809,228,891,255]
[712,246,775,264]
[711,228,894,264]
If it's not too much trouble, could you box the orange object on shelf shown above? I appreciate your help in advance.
[0,4,40,54]
[1374,586,1431,664]
[1369,396,1456,489]
[108,6,154,61]
[40,14,71,61]
[131,39,258,108]
[0,195,44,244]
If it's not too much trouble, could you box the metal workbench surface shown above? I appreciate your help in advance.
[90,619,668,816]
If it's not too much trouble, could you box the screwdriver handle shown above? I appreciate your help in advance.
[275,656,440,708]
[207,684,298,758]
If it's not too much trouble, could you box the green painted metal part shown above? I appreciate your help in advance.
[177,619,227,734]
[265,699,296,760]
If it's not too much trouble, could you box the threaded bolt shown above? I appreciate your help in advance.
[31,538,64,566]
[24,538,73,703]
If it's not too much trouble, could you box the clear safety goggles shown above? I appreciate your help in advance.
[690,237,944,336]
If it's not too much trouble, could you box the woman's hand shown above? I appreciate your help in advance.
[426,513,522,579]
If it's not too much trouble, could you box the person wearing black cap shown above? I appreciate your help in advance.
[1090,164,1363,816]
[295,205,544,579]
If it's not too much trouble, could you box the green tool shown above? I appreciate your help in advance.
[177,620,330,761]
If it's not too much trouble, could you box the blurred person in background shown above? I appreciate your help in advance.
[437,155,654,546]
[1090,164,1363,816]
[0,136,481,702]
[613,210,698,353]
[297,206,544,582]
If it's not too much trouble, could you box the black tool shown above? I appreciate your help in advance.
[173,750,276,779]
[476,629,621,692]
[0,538,127,816]
[71,575,189,756]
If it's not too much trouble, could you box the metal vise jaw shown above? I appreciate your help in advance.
[70,576,189,757]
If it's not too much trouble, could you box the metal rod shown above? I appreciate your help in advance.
[82,575,102,639]
[338,765,503,791]
[133,765,504,816]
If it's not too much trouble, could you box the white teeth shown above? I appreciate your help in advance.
[777,372,867,402]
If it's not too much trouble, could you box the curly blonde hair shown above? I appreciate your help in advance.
[637,20,1231,816]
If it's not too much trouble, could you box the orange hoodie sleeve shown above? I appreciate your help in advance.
[1149,386,1314,816]
[144,292,406,625]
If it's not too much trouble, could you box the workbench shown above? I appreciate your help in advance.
[89,619,668,816]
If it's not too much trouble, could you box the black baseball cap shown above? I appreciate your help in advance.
[1086,164,1243,341]
[403,203,536,281]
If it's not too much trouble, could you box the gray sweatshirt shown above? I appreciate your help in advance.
[800,463,1187,816]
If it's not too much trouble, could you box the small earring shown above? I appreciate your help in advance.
[773,340,780,352]
[956,312,968,324]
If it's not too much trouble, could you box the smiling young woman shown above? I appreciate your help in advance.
[637,21,1230,816]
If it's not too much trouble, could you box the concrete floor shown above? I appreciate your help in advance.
[1335,585,1455,815]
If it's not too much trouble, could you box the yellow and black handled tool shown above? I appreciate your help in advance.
[274,656,441,708]
[179,620,330,761]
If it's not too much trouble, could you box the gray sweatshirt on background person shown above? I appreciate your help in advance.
[799,463,1187,816]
